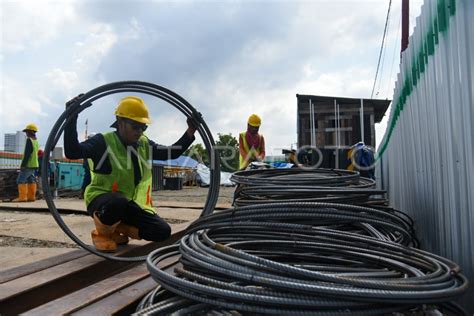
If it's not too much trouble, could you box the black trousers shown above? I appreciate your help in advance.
[87,192,171,242]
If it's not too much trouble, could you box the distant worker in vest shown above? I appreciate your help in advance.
[347,141,375,179]
[80,133,96,199]
[13,124,39,202]
[36,148,45,199]
[36,149,44,177]
[64,96,197,252]
[239,114,266,170]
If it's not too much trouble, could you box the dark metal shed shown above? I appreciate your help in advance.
[296,94,390,168]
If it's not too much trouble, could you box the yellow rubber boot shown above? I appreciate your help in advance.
[27,183,37,201]
[112,232,130,245]
[91,213,119,252]
[12,184,28,202]
[114,223,141,245]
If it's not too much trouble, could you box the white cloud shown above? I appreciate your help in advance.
[123,17,143,40]
[0,0,77,53]
[297,66,374,98]
[40,22,118,99]
[1,0,427,152]
[45,69,78,92]
[0,77,47,133]
[72,23,118,72]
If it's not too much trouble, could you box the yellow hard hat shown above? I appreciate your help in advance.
[248,114,261,127]
[114,96,151,124]
[23,123,38,132]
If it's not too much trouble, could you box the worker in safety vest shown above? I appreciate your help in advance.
[13,123,39,202]
[64,96,197,252]
[239,114,265,170]
[80,133,96,199]
[347,141,375,179]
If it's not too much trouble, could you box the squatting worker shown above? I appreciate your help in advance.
[13,124,39,202]
[64,96,197,252]
[239,114,265,170]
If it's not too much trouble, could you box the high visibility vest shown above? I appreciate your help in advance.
[239,132,263,170]
[85,132,154,214]
[26,138,39,168]
[347,148,355,171]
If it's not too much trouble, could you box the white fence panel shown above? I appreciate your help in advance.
[376,0,473,312]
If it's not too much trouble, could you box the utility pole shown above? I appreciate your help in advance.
[401,0,409,55]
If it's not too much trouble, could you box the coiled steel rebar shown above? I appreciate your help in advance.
[137,203,468,315]
[42,81,221,262]
[231,168,386,206]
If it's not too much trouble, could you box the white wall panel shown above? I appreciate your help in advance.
[377,0,473,312]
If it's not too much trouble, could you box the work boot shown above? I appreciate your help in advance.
[12,184,28,202]
[112,232,129,245]
[114,223,141,245]
[27,183,37,201]
[91,213,119,252]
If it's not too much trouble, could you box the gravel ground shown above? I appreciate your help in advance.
[0,186,236,270]
[155,186,235,205]
[0,235,79,248]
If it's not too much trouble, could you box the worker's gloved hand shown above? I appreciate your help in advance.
[65,93,84,109]
[186,113,201,136]
[187,117,198,130]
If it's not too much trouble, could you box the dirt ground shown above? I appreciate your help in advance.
[0,186,235,271]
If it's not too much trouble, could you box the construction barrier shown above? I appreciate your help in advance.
[376,0,474,312]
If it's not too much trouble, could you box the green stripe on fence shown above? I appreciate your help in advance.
[377,0,456,160]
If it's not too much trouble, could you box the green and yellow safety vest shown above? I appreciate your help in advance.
[239,132,263,170]
[26,138,39,168]
[85,132,154,214]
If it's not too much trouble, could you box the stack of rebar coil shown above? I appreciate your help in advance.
[137,203,469,315]
[231,169,386,206]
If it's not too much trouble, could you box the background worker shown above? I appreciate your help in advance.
[36,149,44,177]
[64,96,197,252]
[347,141,375,179]
[13,124,39,202]
[239,114,265,170]
[36,148,44,199]
[80,133,96,199]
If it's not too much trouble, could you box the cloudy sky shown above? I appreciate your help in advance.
[1,0,423,156]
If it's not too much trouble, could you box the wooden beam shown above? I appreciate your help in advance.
[0,249,88,284]
[0,223,188,316]
[67,256,179,316]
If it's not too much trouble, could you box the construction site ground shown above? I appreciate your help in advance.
[0,186,234,271]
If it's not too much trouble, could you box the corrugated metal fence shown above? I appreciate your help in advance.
[376,0,473,312]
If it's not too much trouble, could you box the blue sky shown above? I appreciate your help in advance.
[1,0,423,155]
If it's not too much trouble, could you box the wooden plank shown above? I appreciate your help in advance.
[71,277,157,316]
[0,254,105,301]
[54,255,180,316]
[0,249,88,284]
[0,224,188,316]
[23,264,150,315]
[0,241,168,301]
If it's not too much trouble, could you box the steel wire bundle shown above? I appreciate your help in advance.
[135,285,467,316]
[187,202,418,246]
[231,169,386,206]
[42,81,221,262]
[137,203,468,315]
